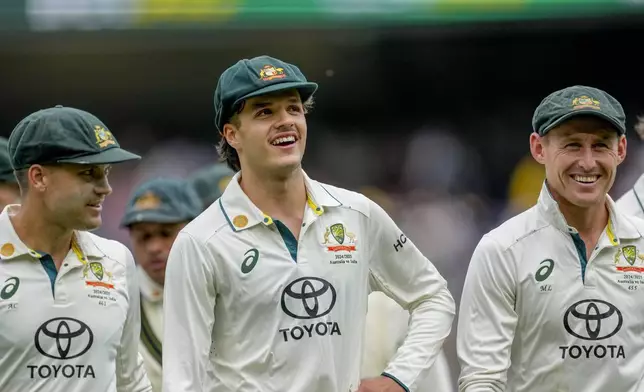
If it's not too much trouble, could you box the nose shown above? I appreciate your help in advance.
[578,146,597,171]
[274,107,296,130]
[95,176,112,197]
[146,237,165,256]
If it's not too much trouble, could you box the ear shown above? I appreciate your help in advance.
[223,122,241,150]
[28,165,47,193]
[616,134,627,165]
[529,132,547,165]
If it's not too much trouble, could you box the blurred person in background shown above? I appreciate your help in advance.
[360,186,455,392]
[617,116,644,217]
[162,55,455,392]
[458,86,644,392]
[97,138,214,245]
[0,137,20,209]
[503,154,546,217]
[0,106,151,392]
[120,178,202,392]
[188,163,235,210]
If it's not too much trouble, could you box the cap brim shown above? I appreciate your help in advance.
[57,147,141,165]
[542,109,625,136]
[120,211,192,228]
[233,81,318,108]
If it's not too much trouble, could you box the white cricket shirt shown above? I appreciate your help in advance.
[0,205,151,392]
[139,267,164,392]
[617,173,644,220]
[458,183,644,392]
[162,171,455,392]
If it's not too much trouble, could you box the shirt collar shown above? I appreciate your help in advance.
[536,181,641,244]
[219,170,342,233]
[0,204,104,262]
[138,266,164,302]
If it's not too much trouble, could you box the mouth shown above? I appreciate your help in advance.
[571,174,600,185]
[270,133,298,148]
[86,201,103,211]
[149,259,166,271]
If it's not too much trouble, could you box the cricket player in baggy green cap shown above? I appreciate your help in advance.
[458,86,644,392]
[120,177,202,392]
[162,55,455,392]
[0,137,20,210]
[0,105,151,392]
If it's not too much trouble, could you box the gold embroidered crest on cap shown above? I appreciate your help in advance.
[259,65,286,81]
[134,191,161,210]
[94,125,116,148]
[572,96,600,110]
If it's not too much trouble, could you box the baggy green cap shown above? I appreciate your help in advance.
[214,55,318,132]
[120,178,202,227]
[188,163,235,209]
[0,138,16,183]
[9,105,140,170]
[532,85,626,136]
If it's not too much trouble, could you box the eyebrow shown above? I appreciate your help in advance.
[251,96,300,109]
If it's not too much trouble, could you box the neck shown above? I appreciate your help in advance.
[239,166,307,221]
[11,199,73,264]
[551,190,609,237]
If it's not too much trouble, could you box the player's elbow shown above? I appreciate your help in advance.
[411,286,456,318]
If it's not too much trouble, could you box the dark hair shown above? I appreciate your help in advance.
[217,114,242,172]
[216,97,315,172]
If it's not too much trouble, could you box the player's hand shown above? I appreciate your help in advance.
[357,376,405,392]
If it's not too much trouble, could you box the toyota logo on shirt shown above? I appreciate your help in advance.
[281,277,337,319]
[563,299,623,341]
[35,317,94,360]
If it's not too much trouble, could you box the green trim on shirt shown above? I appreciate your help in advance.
[39,254,57,298]
[381,372,410,392]
[571,233,588,282]
[274,220,298,263]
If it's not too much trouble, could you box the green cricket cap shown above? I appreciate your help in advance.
[532,85,626,136]
[121,178,202,227]
[9,105,140,170]
[0,137,16,183]
[189,163,235,209]
[214,55,318,132]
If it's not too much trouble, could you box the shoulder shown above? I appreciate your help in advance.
[310,180,380,219]
[180,200,231,244]
[481,206,547,252]
[79,231,133,269]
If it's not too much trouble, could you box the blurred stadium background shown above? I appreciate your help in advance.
[2,1,644,387]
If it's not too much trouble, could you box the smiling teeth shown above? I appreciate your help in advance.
[272,136,295,145]
[574,175,598,183]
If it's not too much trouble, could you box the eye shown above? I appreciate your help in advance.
[288,105,303,113]
[594,143,609,148]
[255,108,272,117]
